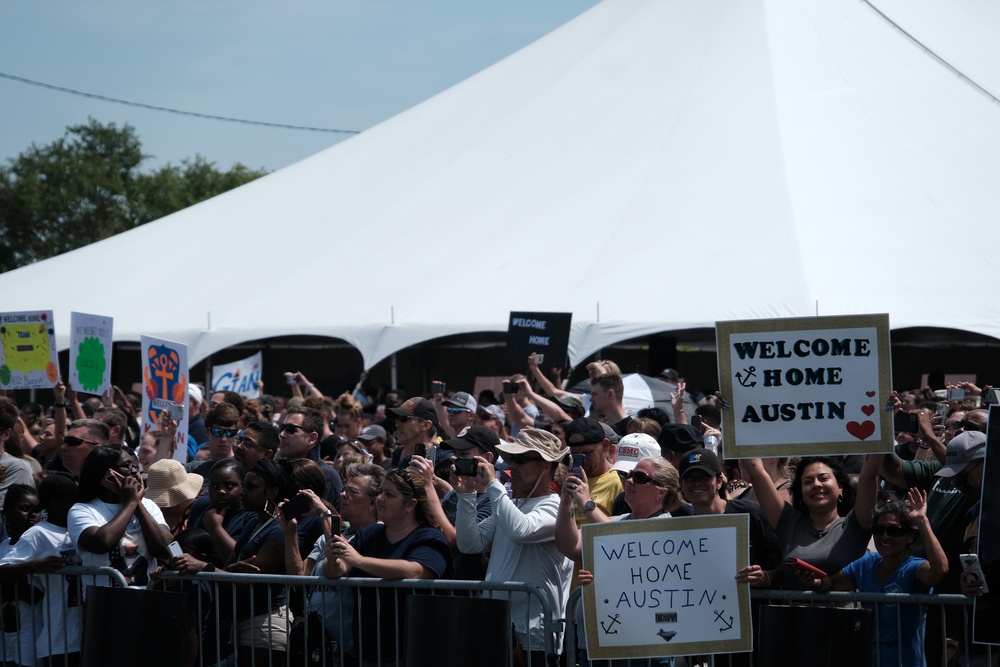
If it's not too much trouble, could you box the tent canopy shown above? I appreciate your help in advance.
[3,0,999,369]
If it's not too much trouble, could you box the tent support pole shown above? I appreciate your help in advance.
[390,353,398,389]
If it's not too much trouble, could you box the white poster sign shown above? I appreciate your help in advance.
[69,312,113,396]
[0,310,59,389]
[211,352,262,398]
[582,515,751,660]
[140,335,190,463]
[717,314,893,458]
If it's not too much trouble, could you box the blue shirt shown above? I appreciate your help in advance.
[842,552,930,667]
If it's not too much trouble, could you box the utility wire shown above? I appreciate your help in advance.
[0,71,361,134]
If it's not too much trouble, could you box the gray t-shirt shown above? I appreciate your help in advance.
[776,503,870,589]
[0,451,35,508]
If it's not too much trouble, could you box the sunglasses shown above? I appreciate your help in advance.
[64,435,100,448]
[508,453,543,465]
[280,423,313,435]
[445,407,470,414]
[626,470,657,486]
[872,524,914,537]
[209,426,239,438]
[387,468,417,493]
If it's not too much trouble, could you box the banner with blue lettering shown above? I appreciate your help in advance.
[504,311,572,370]
[717,314,893,458]
[582,514,751,659]
[211,352,262,399]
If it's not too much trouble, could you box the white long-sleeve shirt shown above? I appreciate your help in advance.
[456,479,572,653]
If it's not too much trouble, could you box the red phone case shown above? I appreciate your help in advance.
[786,558,827,578]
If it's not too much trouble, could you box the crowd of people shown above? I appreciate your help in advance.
[0,360,994,667]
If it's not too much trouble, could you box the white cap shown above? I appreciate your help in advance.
[611,433,661,473]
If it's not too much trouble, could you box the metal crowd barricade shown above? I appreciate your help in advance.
[154,571,564,667]
[0,566,127,667]
[564,587,988,667]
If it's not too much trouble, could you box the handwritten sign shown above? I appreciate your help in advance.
[140,335,189,463]
[717,314,893,458]
[0,310,59,389]
[69,312,113,396]
[211,352,262,398]
[581,515,751,660]
[504,311,572,370]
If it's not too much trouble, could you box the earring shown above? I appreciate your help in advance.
[265,499,277,517]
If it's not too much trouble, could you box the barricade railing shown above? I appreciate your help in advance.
[0,566,127,667]
[564,587,986,667]
[155,571,564,667]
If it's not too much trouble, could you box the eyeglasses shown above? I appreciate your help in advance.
[236,436,267,451]
[872,524,914,537]
[446,407,470,414]
[64,435,100,448]
[209,426,238,438]
[114,461,140,475]
[626,470,658,486]
[280,423,313,435]
[395,415,418,423]
[343,486,378,498]
[508,453,543,465]
[387,468,417,494]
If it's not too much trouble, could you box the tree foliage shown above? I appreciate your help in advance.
[0,119,268,272]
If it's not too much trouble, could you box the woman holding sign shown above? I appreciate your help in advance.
[744,453,882,589]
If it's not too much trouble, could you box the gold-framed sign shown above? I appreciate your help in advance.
[717,314,893,458]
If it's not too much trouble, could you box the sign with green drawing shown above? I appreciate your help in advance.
[70,312,114,396]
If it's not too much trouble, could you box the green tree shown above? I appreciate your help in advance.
[0,119,268,272]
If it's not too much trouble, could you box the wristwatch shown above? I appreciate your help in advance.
[582,500,597,513]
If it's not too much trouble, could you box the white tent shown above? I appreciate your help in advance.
[3,0,1000,370]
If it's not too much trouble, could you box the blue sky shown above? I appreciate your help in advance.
[0,1,599,173]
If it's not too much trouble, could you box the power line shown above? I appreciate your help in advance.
[0,71,361,134]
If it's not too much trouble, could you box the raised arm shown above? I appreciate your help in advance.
[527,354,568,399]
[907,488,948,587]
[504,388,534,430]
[851,453,883,531]
[743,458,787,531]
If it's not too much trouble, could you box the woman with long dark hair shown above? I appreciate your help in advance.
[67,446,171,587]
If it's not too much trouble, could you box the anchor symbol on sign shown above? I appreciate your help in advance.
[713,609,734,632]
[601,614,622,635]
[736,366,757,388]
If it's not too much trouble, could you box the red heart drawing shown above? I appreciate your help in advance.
[866,391,876,398]
[846,420,875,441]
[861,405,875,416]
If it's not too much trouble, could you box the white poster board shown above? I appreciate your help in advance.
[582,514,751,660]
[140,335,190,463]
[717,314,893,458]
[211,352,262,398]
[69,312,113,396]
[0,310,59,389]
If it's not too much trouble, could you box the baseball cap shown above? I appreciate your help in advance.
[678,448,723,478]
[556,395,586,418]
[443,392,478,413]
[442,425,500,458]
[658,424,701,454]
[935,431,986,478]
[600,422,621,445]
[612,433,661,473]
[659,369,680,383]
[357,425,387,443]
[388,397,439,425]
[497,428,568,463]
[477,404,505,424]
[565,418,606,446]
